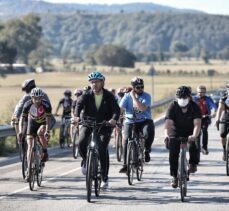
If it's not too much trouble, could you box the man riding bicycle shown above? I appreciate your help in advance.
[165,86,201,188]
[215,82,229,161]
[55,90,73,147]
[74,71,120,189]
[19,88,52,181]
[11,79,52,144]
[119,77,155,173]
[193,85,216,155]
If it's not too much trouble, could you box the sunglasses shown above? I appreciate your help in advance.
[135,85,144,90]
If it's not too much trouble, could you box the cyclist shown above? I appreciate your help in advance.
[74,71,120,189]
[11,79,51,142]
[119,77,155,173]
[193,85,216,155]
[19,88,52,181]
[71,88,83,141]
[215,82,229,161]
[165,86,201,188]
[55,90,73,147]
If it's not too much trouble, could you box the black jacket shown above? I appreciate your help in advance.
[75,88,120,122]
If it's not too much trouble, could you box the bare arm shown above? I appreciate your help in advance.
[192,118,201,138]
[216,101,225,121]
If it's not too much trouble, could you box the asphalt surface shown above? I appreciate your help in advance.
[0,121,229,211]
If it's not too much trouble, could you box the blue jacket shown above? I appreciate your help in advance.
[193,95,216,116]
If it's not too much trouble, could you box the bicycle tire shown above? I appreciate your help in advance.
[179,154,187,202]
[22,152,27,179]
[94,153,101,197]
[29,152,36,191]
[37,162,44,187]
[116,130,123,162]
[127,141,135,185]
[226,137,229,176]
[86,150,94,202]
[137,143,144,181]
[73,128,79,159]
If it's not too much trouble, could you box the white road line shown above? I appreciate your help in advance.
[0,153,117,200]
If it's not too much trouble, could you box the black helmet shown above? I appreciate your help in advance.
[131,77,144,87]
[21,79,36,93]
[74,88,83,97]
[176,86,191,98]
[64,89,72,97]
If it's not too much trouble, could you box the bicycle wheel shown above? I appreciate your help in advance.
[36,147,45,187]
[137,144,144,181]
[226,137,229,176]
[179,155,187,202]
[73,128,79,159]
[86,150,94,202]
[19,143,23,162]
[22,151,28,179]
[94,154,101,197]
[37,162,45,187]
[116,130,123,162]
[127,142,135,185]
[29,151,36,191]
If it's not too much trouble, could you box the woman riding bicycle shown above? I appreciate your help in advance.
[165,86,201,188]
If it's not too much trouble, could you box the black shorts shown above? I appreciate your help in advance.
[27,118,45,137]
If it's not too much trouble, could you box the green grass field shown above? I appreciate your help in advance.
[0,60,228,124]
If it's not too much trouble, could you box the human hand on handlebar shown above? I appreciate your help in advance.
[109,119,117,126]
[188,135,196,143]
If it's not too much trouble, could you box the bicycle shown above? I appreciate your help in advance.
[72,123,79,159]
[219,121,229,176]
[59,115,72,149]
[170,137,189,202]
[115,119,123,162]
[126,116,145,185]
[80,117,112,202]
[11,120,28,179]
[28,135,45,191]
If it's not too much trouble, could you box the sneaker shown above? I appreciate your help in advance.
[171,177,178,188]
[145,151,150,162]
[189,164,197,173]
[25,169,29,182]
[81,160,87,175]
[222,150,226,161]
[201,148,209,155]
[101,180,109,190]
[119,165,127,173]
[41,152,49,162]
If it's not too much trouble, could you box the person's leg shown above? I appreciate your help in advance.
[97,128,111,182]
[220,122,228,161]
[189,140,199,173]
[201,118,209,152]
[37,125,49,161]
[141,119,155,162]
[78,126,91,161]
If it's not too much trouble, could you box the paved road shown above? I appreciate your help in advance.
[0,122,229,211]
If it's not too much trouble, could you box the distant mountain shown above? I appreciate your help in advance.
[0,0,203,18]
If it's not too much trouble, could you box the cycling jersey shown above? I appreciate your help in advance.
[22,99,52,124]
[220,93,229,120]
[13,93,51,119]
[57,98,73,117]
[119,92,152,124]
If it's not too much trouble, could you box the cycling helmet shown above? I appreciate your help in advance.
[131,77,144,87]
[88,71,105,81]
[74,88,83,97]
[30,87,44,97]
[176,86,191,98]
[21,79,36,93]
[64,89,72,97]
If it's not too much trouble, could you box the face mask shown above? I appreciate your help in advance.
[64,96,69,100]
[177,98,189,107]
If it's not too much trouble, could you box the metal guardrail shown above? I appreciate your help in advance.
[0,96,174,139]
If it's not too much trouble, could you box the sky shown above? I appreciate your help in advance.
[44,0,229,15]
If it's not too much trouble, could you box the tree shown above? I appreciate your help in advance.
[0,14,42,64]
[88,44,136,67]
[0,40,17,66]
